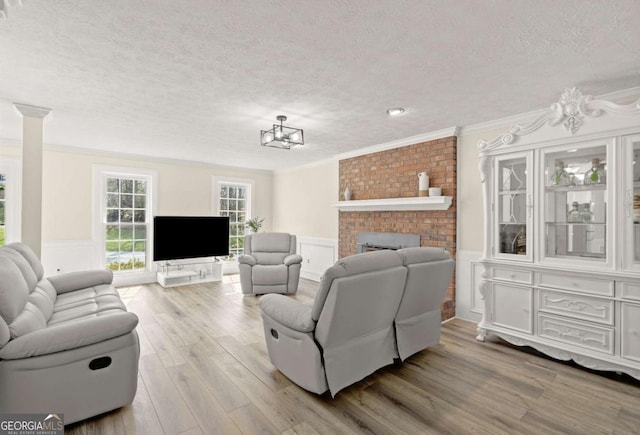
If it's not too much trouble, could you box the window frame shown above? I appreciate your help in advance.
[0,158,22,246]
[212,176,254,258]
[93,165,156,273]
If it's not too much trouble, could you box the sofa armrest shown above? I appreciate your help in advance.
[238,254,257,266]
[284,254,303,266]
[0,311,138,360]
[259,294,314,332]
[47,270,113,294]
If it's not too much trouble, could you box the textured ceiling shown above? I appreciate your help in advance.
[0,0,639,171]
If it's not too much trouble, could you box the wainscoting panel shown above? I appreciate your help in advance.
[41,240,100,276]
[298,237,338,282]
[41,240,156,287]
[455,250,483,322]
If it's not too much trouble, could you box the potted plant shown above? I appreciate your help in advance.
[245,216,264,233]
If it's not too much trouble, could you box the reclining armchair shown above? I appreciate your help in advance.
[238,232,302,295]
[0,242,140,424]
[394,247,455,361]
[258,247,454,396]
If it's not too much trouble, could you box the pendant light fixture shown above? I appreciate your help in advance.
[261,115,304,150]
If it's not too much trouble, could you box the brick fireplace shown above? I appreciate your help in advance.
[338,136,457,319]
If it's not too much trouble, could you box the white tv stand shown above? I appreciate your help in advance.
[156,259,222,288]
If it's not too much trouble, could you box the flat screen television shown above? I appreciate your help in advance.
[153,216,230,261]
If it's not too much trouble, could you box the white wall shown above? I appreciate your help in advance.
[273,159,339,281]
[272,159,339,239]
[41,148,273,242]
[456,124,513,252]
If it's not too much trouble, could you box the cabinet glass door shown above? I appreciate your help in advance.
[494,152,532,261]
[542,143,610,266]
[623,135,640,270]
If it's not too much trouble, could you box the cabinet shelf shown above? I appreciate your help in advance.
[545,184,606,192]
[162,270,198,278]
[546,222,606,226]
[156,260,222,288]
[559,252,606,259]
[498,189,526,195]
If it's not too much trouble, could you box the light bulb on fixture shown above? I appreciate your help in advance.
[290,132,300,141]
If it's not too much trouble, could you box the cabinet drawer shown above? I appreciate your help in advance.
[621,303,640,362]
[539,290,613,325]
[492,283,532,334]
[492,267,533,284]
[619,282,640,302]
[538,314,613,354]
[538,272,614,296]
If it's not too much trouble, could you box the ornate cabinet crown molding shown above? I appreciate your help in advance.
[477,86,640,184]
[477,87,640,154]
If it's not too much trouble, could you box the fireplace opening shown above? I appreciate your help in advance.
[356,232,420,254]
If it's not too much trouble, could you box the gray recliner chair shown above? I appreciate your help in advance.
[0,242,140,424]
[394,247,455,361]
[258,247,454,396]
[238,232,302,295]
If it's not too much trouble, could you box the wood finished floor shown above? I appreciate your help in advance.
[66,276,640,435]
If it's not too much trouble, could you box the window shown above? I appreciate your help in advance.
[214,179,253,258]
[0,158,21,246]
[96,169,154,273]
[0,173,5,247]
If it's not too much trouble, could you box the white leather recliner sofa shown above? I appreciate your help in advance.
[238,232,302,295]
[0,242,140,424]
[259,247,454,396]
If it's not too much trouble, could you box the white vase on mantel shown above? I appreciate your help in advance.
[344,187,352,201]
[418,172,429,197]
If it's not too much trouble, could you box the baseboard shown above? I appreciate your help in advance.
[300,270,322,282]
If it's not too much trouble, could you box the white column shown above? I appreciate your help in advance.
[14,103,51,258]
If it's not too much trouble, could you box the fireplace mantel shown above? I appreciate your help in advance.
[333,196,452,212]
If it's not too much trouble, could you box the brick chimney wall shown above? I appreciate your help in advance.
[338,136,457,319]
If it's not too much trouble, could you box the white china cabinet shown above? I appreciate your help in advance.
[477,88,640,380]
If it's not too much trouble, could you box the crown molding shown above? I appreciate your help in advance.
[273,156,337,175]
[334,126,459,161]
[0,138,273,174]
[45,143,273,174]
[13,103,52,119]
[460,86,640,136]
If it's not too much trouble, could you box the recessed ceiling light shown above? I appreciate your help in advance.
[386,107,405,116]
